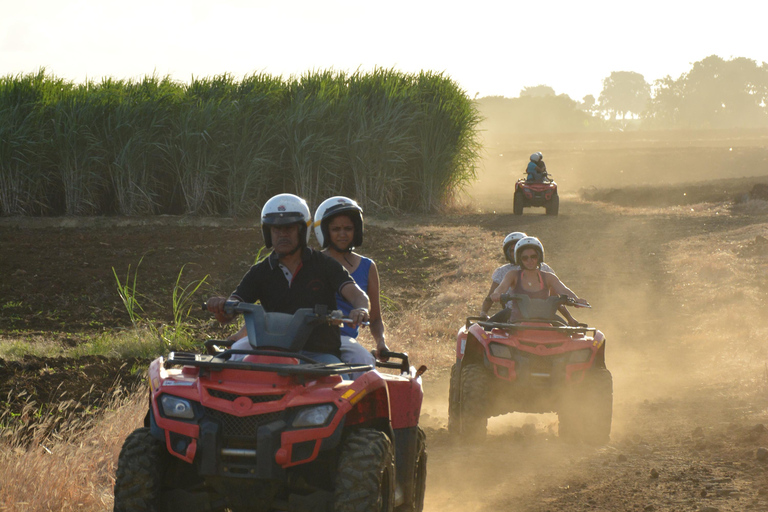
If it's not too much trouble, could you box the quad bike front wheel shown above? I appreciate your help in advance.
[447,363,461,435]
[459,363,489,440]
[333,428,396,512]
[558,368,613,445]
[513,191,524,215]
[113,427,170,512]
[396,427,427,512]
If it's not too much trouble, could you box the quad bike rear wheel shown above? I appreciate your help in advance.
[396,427,427,512]
[558,368,613,445]
[513,191,524,215]
[333,428,396,512]
[546,194,559,216]
[447,363,461,435]
[459,363,489,440]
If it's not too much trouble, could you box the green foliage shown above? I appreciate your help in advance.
[0,68,481,216]
[112,256,145,328]
[162,265,209,346]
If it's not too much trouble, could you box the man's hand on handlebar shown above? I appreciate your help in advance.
[348,307,370,328]
[205,296,236,323]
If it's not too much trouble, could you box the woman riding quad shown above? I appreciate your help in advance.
[480,232,580,325]
[526,152,547,182]
[314,196,390,372]
[490,236,588,322]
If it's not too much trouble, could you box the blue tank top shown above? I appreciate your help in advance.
[337,256,373,338]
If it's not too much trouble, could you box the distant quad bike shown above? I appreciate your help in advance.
[513,172,559,215]
[448,294,611,444]
[114,302,427,512]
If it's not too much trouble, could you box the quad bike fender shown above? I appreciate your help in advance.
[459,325,491,367]
[335,373,392,430]
[381,373,424,429]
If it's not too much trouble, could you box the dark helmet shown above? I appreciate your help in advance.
[260,193,311,248]
[313,196,364,250]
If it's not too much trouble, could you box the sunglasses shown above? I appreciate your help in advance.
[521,254,539,261]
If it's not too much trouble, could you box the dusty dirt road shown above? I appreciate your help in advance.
[419,198,768,512]
[1,194,767,511]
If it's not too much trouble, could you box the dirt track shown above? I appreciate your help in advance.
[417,199,768,512]
[1,195,768,511]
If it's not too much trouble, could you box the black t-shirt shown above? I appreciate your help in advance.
[231,247,354,356]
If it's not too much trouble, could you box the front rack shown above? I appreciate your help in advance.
[165,350,372,377]
[465,316,597,334]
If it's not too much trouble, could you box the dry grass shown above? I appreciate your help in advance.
[664,221,768,373]
[0,386,146,511]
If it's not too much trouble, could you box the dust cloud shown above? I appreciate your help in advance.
[421,138,768,510]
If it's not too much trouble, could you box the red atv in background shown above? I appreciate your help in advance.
[513,172,559,215]
[448,294,611,444]
[114,302,427,512]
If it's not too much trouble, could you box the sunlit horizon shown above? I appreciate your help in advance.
[3,0,768,101]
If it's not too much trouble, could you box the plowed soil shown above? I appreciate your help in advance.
[2,186,768,511]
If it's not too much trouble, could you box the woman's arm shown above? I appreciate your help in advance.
[366,261,389,356]
[490,271,516,302]
[480,280,500,318]
[543,272,588,305]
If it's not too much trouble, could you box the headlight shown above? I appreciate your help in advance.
[569,349,592,364]
[292,404,335,428]
[489,343,513,359]
[160,394,195,420]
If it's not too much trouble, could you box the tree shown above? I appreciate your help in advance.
[581,94,596,113]
[519,85,556,98]
[645,55,768,128]
[598,71,650,119]
[475,94,603,136]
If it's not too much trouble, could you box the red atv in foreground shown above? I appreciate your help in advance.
[448,294,611,444]
[513,172,559,215]
[114,302,427,512]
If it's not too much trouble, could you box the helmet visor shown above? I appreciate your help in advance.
[263,212,307,226]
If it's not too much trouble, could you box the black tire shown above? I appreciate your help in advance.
[333,428,395,512]
[447,363,461,435]
[459,364,489,440]
[513,191,524,215]
[546,194,559,216]
[396,428,427,512]
[113,427,168,512]
[558,369,613,445]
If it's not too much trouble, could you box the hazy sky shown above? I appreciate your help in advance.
[3,0,767,101]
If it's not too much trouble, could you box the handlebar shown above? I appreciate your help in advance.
[202,301,370,326]
[499,293,590,308]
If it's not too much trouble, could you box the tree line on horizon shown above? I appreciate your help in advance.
[478,55,768,133]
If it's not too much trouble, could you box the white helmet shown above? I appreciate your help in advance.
[260,193,312,248]
[313,196,364,250]
[502,232,527,264]
[530,152,543,162]
[514,236,545,267]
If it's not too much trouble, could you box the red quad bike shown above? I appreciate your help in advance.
[513,172,559,215]
[447,294,612,444]
[114,302,427,512]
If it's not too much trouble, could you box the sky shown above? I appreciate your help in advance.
[3,0,768,102]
